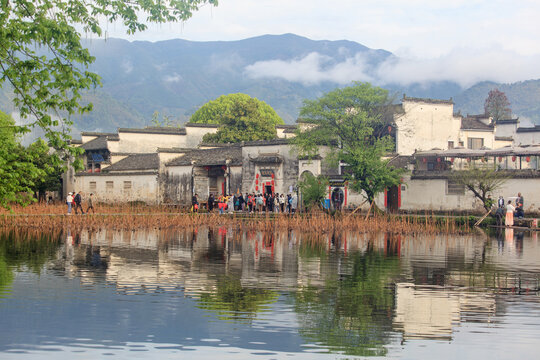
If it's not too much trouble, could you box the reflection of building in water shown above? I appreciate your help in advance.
[61,227,539,340]
[393,283,496,340]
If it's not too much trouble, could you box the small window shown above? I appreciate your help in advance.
[89,181,96,191]
[459,141,464,147]
[448,141,454,149]
[447,180,465,195]
[106,181,114,192]
[467,137,484,150]
[123,181,132,194]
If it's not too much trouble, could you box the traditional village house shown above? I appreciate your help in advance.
[71,96,540,213]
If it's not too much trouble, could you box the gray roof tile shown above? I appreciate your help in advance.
[103,153,159,172]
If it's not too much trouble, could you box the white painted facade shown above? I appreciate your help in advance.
[75,173,159,205]
[394,98,462,155]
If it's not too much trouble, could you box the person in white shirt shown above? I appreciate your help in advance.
[506,200,515,227]
[66,192,74,215]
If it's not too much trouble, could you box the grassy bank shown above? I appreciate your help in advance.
[0,204,483,235]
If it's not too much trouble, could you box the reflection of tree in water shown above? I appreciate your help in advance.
[294,249,401,357]
[0,230,62,294]
[197,275,278,323]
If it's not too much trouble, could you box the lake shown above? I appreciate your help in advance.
[0,227,538,359]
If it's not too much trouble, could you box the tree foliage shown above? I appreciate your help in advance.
[0,111,65,208]
[451,165,509,211]
[0,0,217,152]
[191,93,284,143]
[484,89,511,123]
[0,111,43,208]
[294,82,404,204]
[298,172,328,211]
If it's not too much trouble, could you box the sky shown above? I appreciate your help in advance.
[100,0,540,87]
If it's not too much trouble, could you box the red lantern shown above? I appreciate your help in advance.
[422,158,427,163]
[437,157,441,163]
[526,156,531,162]
[388,125,392,134]
[255,179,259,185]
[271,173,274,179]
[271,180,274,185]
[255,186,258,191]
[256,173,260,178]
[467,157,471,162]
[450,157,455,163]
[498,156,503,162]
[512,156,516,162]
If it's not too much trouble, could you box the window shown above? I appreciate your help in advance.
[123,181,132,194]
[448,141,454,149]
[447,180,465,195]
[89,181,96,191]
[467,137,484,150]
[458,141,464,147]
[106,181,114,192]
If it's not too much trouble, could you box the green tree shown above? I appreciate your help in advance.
[451,165,508,211]
[26,139,64,202]
[190,93,284,143]
[0,111,45,208]
[294,248,401,356]
[0,0,217,156]
[484,89,511,123]
[298,172,328,211]
[197,275,278,323]
[294,82,404,205]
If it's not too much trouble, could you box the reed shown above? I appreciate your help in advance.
[0,204,473,235]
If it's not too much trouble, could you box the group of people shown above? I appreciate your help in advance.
[192,192,298,214]
[494,192,525,227]
[66,191,95,215]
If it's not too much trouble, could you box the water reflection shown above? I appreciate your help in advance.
[0,227,539,358]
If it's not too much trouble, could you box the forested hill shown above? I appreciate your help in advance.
[453,80,540,124]
[0,34,539,133]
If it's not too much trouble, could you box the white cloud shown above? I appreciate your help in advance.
[244,48,540,88]
[163,72,182,83]
[121,59,133,74]
[244,52,373,85]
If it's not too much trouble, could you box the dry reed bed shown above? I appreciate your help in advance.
[0,205,470,235]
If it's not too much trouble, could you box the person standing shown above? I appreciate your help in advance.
[208,193,215,212]
[66,192,74,215]
[497,195,505,208]
[86,193,95,214]
[191,193,199,212]
[516,192,524,218]
[279,194,285,213]
[73,191,84,214]
[506,200,515,227]
[291,193,298,214]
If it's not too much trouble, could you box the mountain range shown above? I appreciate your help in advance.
[1,34,539,135]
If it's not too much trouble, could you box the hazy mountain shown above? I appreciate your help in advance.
[1,34,539,134]
[453,80,540,124]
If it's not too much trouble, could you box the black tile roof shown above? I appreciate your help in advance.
[516,125,540,133]
[81,131,117,137]
[184,123,219,128]
[103,153,160,172]
[118,127,187,135]
[402,95,453,105]
[461,117,494,131]
[80,136,109,151]
[166,146,242,167]
[497,118,519,125]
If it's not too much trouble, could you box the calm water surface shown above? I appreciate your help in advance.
[0,227,539,359]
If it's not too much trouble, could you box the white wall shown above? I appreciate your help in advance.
[75,174,159,205]
[395,100,461,155]
[185,126,217,148]
[117,131,188,153]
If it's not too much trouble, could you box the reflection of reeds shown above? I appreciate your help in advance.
[0,204,472,234]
